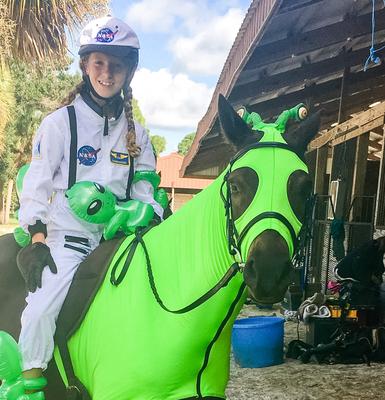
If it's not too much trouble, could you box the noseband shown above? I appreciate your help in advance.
[221,141,304,270]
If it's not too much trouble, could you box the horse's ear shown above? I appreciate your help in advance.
[218,94,261,150]
[283,111,321,156]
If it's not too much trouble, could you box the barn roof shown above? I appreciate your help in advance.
[157,152,213,190]
[181,0,385,177]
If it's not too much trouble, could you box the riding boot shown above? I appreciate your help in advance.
[0,331,46,400]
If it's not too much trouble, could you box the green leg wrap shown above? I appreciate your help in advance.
[0,331,46,400]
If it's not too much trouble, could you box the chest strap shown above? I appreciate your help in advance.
[67,106,77,190]
[66,105,134,199]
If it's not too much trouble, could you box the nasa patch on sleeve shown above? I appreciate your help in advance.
[32,138,42,159]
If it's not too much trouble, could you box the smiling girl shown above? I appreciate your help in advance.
[16,16,163,390]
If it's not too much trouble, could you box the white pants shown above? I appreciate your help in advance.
[18,229,101,371]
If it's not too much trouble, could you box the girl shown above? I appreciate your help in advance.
[16,16,163,389]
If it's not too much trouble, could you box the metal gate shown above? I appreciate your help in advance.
[304,194,376,294]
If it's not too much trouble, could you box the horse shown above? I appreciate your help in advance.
[0,94,320,399]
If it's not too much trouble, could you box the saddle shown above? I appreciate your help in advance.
[54,236,125,400]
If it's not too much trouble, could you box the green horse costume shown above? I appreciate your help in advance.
[0,95,319,400]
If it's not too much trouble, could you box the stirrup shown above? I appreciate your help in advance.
[0,331,46,399]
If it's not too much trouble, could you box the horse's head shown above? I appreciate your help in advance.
[218,94,320,304]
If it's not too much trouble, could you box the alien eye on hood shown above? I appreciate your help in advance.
[94,183,105,193]
[88,199,102,215]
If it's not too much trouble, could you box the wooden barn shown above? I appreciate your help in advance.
[157,152,213,212]
[181,0,385,292]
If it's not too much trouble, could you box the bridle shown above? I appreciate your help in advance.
[220,141,308,271]
[107,140,311,314]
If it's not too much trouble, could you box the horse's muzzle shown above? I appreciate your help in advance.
[243,229,293,304]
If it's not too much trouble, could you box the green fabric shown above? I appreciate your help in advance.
[13,226,31,248]
[58,177,246,400]
[54,124,307,399]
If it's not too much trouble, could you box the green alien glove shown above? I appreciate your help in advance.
[0,331,46,400]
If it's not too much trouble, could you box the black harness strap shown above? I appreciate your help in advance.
[67,106,78,190]
[237,211,297,249]
[66,105,134,198]
[136,231,241,314]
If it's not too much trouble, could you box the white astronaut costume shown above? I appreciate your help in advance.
[17,17,162,371]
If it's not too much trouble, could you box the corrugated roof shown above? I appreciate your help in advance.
[157,153,213,190]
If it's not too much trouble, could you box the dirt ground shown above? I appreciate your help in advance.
[226,305,385,400]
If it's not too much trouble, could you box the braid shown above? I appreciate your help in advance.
[59,57,89,108]
[123,85,141,157]
[59,80,86,107]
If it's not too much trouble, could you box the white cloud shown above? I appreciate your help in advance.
[126,1,246,76]
[126,0,200,33]
[131,68,213,132]
[170,8,244,76]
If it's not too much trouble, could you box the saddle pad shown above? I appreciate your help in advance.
[55,237,126,343]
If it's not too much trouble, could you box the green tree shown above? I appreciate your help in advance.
[150,135,166,156]
[178,132,196,156]
[0,62,81,184]
[132,98,146,128]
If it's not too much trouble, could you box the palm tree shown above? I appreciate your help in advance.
[5,0,109,65]
[0,0,108,148]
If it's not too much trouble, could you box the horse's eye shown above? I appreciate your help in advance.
[230,183,239,193]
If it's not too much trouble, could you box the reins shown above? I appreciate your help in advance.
[109,140,308,313]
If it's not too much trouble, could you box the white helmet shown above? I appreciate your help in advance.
[78,16,139,59]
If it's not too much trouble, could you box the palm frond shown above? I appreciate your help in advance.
[5,0,109,66]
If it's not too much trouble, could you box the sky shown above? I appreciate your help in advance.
[70,0,250,154]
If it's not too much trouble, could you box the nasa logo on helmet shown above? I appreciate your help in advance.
[96,26,118,43]
[78,16,140,59]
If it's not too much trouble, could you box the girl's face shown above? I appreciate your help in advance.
[85,52,129,98]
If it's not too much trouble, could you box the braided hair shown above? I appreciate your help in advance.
[60,56,141,158]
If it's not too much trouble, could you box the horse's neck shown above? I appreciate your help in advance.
[153,175,233,279]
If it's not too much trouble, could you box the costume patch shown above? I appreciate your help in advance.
[32,140,41,159]
[110,150,130,165]
[78,145,101,166]
[96,27,118,43]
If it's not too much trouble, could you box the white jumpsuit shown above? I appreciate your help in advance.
[18,95,162,370]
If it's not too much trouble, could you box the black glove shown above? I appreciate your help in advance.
[16,242,57,293]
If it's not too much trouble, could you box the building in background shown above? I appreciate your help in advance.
[157,152,213,212]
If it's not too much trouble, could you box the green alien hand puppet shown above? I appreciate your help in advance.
[66,171,165,240]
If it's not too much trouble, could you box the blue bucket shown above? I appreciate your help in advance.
[231,316,284,368]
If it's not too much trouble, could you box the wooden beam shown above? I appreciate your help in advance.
[331,116,385,146]
[244,8,385,71]
[236,62,385,123]
[368,153,381,161]
[350,133,369,221]
[233,46,370,99]
[368,140,382,151]
[375,123,385,227]
[309,102,385,150]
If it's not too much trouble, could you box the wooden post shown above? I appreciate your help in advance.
[171,184,175,212]
[350,133,369,221]
[375,122,385,227]
[314,145,328,195]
